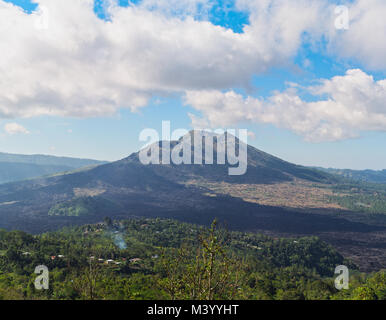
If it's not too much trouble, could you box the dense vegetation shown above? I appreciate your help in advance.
[328,182,386,215]
[0,218,384,300]
[48,197,119,217]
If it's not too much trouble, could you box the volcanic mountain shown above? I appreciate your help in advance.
[0,131,377,236]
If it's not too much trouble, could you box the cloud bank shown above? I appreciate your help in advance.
[0,0,385,142]
[186,69,386,142]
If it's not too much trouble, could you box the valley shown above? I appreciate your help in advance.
[0,132,385,273]
[0,217,384,300]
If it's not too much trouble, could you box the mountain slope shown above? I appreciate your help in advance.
[0,152,107,184]
[124,131,338,185]
[316,167,386,184]
[0,131,375,234]
[0,152,106,167]
[0,162,74,184]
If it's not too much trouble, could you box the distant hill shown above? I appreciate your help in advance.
[0,152,107,184]
[315,167,386,184]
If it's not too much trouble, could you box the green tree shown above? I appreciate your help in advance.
[156,220,245,300]
[351,287,378,300]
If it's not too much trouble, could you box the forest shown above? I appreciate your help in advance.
[0,217,384,300]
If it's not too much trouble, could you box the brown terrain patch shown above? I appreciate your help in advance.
[185,179,345,210]
[73,188,106,197]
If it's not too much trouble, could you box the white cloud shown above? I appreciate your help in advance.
[0,0,331,119]
[3,123,30,135]
[185,69,386,142]
[0,0,384,124]
[327,0,386,71]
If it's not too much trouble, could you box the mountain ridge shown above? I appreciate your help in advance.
[315,167,386,184]
[0,151,107,167]
[0,152,108,184]
[0,131,357,234]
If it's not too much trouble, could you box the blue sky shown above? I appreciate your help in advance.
[1,0,386,169]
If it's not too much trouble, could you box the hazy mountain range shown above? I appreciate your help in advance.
[0,152,107,184]
[315,167,386,184]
